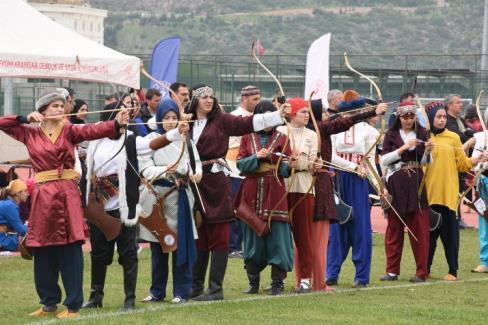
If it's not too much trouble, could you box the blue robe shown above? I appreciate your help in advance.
[327,172,372,285]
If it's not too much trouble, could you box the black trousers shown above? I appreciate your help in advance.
[33,241,84,311]
[89,210,138,268]
[428,205,460,276]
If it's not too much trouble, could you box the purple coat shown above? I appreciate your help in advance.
[313,117,356,221]
[192,111,254,223]
[382,128,429,216]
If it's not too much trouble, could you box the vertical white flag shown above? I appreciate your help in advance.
[304,33,331,106]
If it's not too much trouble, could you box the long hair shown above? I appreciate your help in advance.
[186,84,221,123]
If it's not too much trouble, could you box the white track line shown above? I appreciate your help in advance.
[28,276,488,324]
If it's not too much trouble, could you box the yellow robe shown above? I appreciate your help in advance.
[425,129,473,212]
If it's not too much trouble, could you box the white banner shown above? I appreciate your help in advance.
[0,0,140,89]
[304,33,331,106]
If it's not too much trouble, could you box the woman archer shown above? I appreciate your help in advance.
[235,100,295,296]
[187,84,290,301]
[82,101,189,311]
[0,88,129,319]
[380,101,433,283]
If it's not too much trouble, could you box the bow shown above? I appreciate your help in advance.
[343,52,417,241]
[287,91,322,217]
[343,52,385,159]
[416,95,431,198]
[251,40,295,224]
[92,88,133,174]
[141,63,187,183]
[308,91,322,154]
[342,52,384,181]
[141,62,205,213]
[458,90,485,206]
[251,41,285,103]
[251,41,289,180]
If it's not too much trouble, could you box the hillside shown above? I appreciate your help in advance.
[88,0,485,57]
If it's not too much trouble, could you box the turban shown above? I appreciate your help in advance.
[7,179,27,195]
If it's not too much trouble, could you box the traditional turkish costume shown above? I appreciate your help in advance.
[83,128,157,310]
[235,128,293,295]
[309,98,379,291]
[137,99,202,303]
[381,123,430,281]
[0,114,118,312]
[188,100,284,301]
[327,93,379,287]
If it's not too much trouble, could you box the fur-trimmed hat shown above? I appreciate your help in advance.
[35,88,66,112]
[337,89,377,112]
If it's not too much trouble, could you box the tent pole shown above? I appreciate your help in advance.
[2,77,14,115]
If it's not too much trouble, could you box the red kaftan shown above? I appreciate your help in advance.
[234,131,291,222]
[0,116,118,247]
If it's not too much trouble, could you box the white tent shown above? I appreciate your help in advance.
[0,0,140,88]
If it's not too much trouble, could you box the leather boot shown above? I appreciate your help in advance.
[243,260,260,294]
[122,262,138,311]
[269,264,285,296]
[189,250,209,299]
[192,250,228,301]
[82,263,107,308]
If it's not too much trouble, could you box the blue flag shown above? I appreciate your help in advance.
[148,37,180,98]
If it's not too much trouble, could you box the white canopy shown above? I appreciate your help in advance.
[0,0,140,88]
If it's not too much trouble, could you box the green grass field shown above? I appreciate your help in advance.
[2,229,487,324]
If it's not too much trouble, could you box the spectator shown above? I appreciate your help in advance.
[0,180,29,252]
[170,82,190,108]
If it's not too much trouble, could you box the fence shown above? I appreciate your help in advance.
[1,53,488,116]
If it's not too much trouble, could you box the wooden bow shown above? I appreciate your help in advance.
[287,91,322,217]
[92,89,132,175]
[251,41,295,224]
[140,63,205,213]
[251,41,290,180]
[416,95,431,198]
[344,52,385,159]
[343,52,417,241]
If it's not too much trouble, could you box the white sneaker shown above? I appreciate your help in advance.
[295,279,311,294]
[142,295,162,303]
[171,296,187,304]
